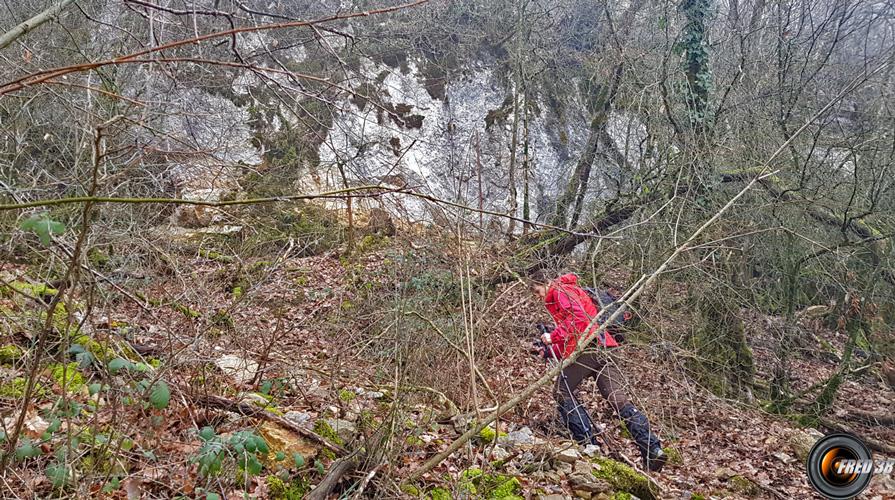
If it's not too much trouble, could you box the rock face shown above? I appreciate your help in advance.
[310,63,604,227]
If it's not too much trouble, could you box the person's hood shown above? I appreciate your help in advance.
[556,273,578,285]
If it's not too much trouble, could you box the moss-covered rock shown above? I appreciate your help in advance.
[591,456,657,500]
[72,334,137,364]
[458,467,523,499]
[87,247,111,269]
[312,419,343,459]
[0,280,57,299]
[729,474,761,497]
[266,474,309,499]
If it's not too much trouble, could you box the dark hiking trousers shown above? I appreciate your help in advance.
[552,350,629,412]
[551,349,664,471]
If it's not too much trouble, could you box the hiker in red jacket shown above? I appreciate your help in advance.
[531,272,666,472]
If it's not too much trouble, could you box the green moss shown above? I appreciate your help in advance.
[458,468,522,499]
[172,302,201,319]
[691,493,706,500]
[314,418,345,446]
[49,362,85,393]
[427,487,451,500]
[618,419,631,439]
[87,247,111,268]
[198,248,234,263]
[72,334,114,363]
[266,474,308,500]
[357,234,389,254]
[210,310,234,330]
[487,476,522,498]
[610,493,633,500]
[0,344,24,364]
[0,377,46,399]
[246,393,283,416]
[729,475,760,496]
[338,389,356,402]
[405,435,425,447]
[1,281,57,299]
[400,483,421,496]
[232,286,244,299]
[663,446,683,465]
[477,425,507,444]
[591,456,656,500]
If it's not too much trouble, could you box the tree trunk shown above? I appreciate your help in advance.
[506,88,520,237]
[522,94,531,234]
[681,0,713,136]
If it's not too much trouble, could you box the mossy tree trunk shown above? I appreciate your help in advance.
[551,64,623,229]
[690,293,755,399]
[681,0,713,138]
[812,298,864,417]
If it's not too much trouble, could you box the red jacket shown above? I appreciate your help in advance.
[546,274,617,358]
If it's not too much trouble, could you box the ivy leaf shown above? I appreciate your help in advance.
[148,380,170,409]
[255,436,269,455]
[199,426,215,442]
[46,462,69,488]
[46,418,61,434]
[107,358,130,374]
[15,440,40,460]
[245,455,262,475]
[19,213,65,246]
[75,351,94,369]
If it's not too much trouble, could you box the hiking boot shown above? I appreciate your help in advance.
[558,398,598,446]
[619,403,666,472]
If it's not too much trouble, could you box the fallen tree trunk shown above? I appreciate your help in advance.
[306,425,388,500]
[820,418,895,455]
[840,410,895,427]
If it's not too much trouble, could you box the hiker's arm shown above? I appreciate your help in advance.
[549,322,569,358]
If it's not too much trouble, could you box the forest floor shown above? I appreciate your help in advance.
[1,233,894,499]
